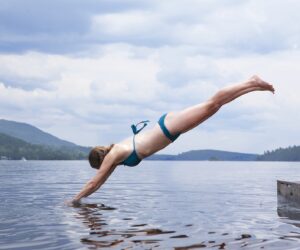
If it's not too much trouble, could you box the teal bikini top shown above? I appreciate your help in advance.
[121,120,150,167]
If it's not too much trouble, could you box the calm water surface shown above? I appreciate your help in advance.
[1,160,300,249]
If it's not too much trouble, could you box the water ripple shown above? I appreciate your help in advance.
[1,161,300,249]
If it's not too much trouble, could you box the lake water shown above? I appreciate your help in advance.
[1,161,300,250]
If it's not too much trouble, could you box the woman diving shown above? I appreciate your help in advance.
[70,75,275,204]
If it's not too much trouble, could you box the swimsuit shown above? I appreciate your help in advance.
[121,120,150,167]
[158,113,180,142]
[122,113,180,167]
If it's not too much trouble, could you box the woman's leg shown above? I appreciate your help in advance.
[165,76,275,134]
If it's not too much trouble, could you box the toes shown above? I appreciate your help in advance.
[269,85,275,93]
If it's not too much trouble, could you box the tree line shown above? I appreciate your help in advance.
[257,145,300,161]
[0,133,88,160]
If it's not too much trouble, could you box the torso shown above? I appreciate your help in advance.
[115,123,172,165]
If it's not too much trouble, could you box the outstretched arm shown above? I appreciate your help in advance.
[71,153,118,204]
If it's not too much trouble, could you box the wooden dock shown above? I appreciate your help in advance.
[277,180,300,204]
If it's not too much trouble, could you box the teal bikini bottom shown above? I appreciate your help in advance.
[121,113,180,167]
[158,113,180,142]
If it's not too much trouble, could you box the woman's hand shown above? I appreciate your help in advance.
[64,199,81,207]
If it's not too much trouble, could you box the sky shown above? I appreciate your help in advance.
[0,0,299,154]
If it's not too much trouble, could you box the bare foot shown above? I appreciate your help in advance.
[249,75,275,94]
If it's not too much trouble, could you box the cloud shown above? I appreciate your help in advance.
[0,52,62,90]
[89,0,300,55]
[0,0,148,53]
[1,0,299,55]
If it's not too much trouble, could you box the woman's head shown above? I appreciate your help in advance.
[88,144,114,169]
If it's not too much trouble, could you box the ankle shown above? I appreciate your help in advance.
[245,79,258,87]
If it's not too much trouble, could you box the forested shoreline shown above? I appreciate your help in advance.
[0,133,88,160]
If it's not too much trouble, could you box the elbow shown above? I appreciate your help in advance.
[88,181,98,190]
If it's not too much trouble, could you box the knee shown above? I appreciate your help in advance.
[206,99,221,113]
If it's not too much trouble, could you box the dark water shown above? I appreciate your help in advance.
[1,161,300,250]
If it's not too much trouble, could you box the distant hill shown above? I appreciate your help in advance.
[146,154,175,161]
[0,119,90,153]
[0,119,76,147]
[146,149,258,161]
[0,133,87,160]
[257,145,300,161]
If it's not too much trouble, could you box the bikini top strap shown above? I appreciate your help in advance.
[131,120,150,135]
[130,120,150,151]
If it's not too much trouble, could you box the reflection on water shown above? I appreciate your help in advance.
[73,202,257,249]
[278,194,300,226]
[2,160,300,249]
[277,195,300,243]
[75,202,172,249]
